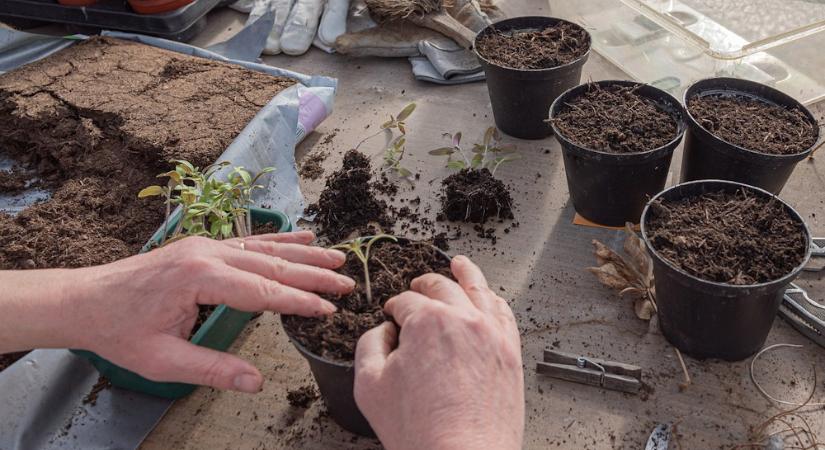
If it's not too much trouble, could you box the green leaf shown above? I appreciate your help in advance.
[138,185,164,198]
[429,147,455,156]
[398,123,406,135]
[447,160,466,170]
[493,143,518,154]
[220,222,233,238]
[396,103,416,121]
[497,155,522,163]
[471,153,483,168]
[483,127,495,147]
[396,167,412,178]
[471,144,485,154]
[380,117,395,129]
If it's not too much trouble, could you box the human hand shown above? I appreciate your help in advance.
[65,231,353,393]
[353,255,524,450]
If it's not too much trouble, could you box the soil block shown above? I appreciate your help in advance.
[553,83,679,154]
[646,188,807,285]
[438,168,514,224]
[0,36,294,371]
[305,150,395,243]
[283,239,452,362]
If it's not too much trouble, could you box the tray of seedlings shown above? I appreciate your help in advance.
[474,16,591,139]
[0,35,324,397]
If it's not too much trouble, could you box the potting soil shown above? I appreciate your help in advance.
[475,22,589,70]
[438,168,514,224]
[688,94,817,155]
[646,188,807,285]
[282,239,451,362]
[553,84,679,154]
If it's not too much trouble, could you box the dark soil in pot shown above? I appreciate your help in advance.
[474,17,590,139]
[646,189,807,285]
[437,168,514,224]
[680,78,819,194]
[0,36,294,371]
[552,83,679,153]
[641,180,811,361]
[305,150,395,244]
[283,239,451,361]
[282,238,451,436]
[549,80,686,226]
[475,21,589,70]
[687,94,816,156]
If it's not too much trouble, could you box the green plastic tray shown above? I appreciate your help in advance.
[72,207,291,399]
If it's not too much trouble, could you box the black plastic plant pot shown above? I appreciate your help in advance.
[549,80,687,227]
[640,180,812,361]
[681,78,819,194]
[282,238,451,437]
[474,16,590,140]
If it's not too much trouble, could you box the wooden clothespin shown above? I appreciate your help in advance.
[536,349,642,395]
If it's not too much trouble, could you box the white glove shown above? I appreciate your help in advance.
[232,0,349,56]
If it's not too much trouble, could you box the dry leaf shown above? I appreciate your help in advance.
[589,231,657,321]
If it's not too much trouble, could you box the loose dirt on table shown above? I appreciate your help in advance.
[553,84,679,154]
[0,36,294,370]
[283,239,451,362]
[688,94,817,155]
[299,151,329,180]
[287,385,319,408]
[304,150,395,244]
[646,188,807,285]
[475,22,589,70]
[438,168,514,224]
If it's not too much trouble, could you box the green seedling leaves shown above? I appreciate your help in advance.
[431,126,520,174]
[396,103,416,122]
[138,185,165,198]
[428,147,455,156]
[447,160,467,170]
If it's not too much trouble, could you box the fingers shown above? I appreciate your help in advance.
[222,250,354,295]
[410,273,473,308]
[240,240,346,269]
[355,321,397,376]
[238,230,316,245]
[384,291,444,327]
[199,266,337,317]
[451,255,498,313]
[138,335,264,393]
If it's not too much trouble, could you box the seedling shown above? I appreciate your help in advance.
[353,103,417,179]
[138,160,274,243]
[330,234,398,304]
[429,126,520,175]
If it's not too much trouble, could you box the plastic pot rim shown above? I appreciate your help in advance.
[473,16,592,74]
[683,77,820,161]
[549,80,687,162]
[282,237,452,368]
[640,179,813,292]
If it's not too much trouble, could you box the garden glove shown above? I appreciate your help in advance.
[231,0,349,55]
[334,0,503,84]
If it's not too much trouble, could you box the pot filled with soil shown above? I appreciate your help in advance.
[474,16,590,140]
[641,180,811,361]
[681,78,819,194]
[281,236,452,436]
[549,80,686,227]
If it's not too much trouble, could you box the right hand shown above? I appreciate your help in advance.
[354,255,524,450]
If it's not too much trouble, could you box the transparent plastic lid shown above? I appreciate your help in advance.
[623,0,825,58]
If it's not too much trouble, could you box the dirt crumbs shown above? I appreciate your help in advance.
[0,351,29,372]
[688,94,817,155]
[287,385,319,408]
[299,151,329,180]
[476,22,589,70]
[0,36,293,271]
[83,376,112,406]
[438,168,514,223]
[646,188,807,285]
[305,150,395,243]
[283,239,451,362]
[553,84,679,153]
[0,166,36,193]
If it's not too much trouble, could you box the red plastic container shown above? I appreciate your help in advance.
[128,0,194,14]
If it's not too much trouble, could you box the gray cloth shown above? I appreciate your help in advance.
[410,38,484,84]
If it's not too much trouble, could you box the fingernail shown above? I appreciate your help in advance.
[327,249,347,264]
[233,373,262,393]
[338,275,356,290]
[322,300,338,314]
[453,255,468,263]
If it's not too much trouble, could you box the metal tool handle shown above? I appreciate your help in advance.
[803,238,825,272]
[784,284,825,326]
